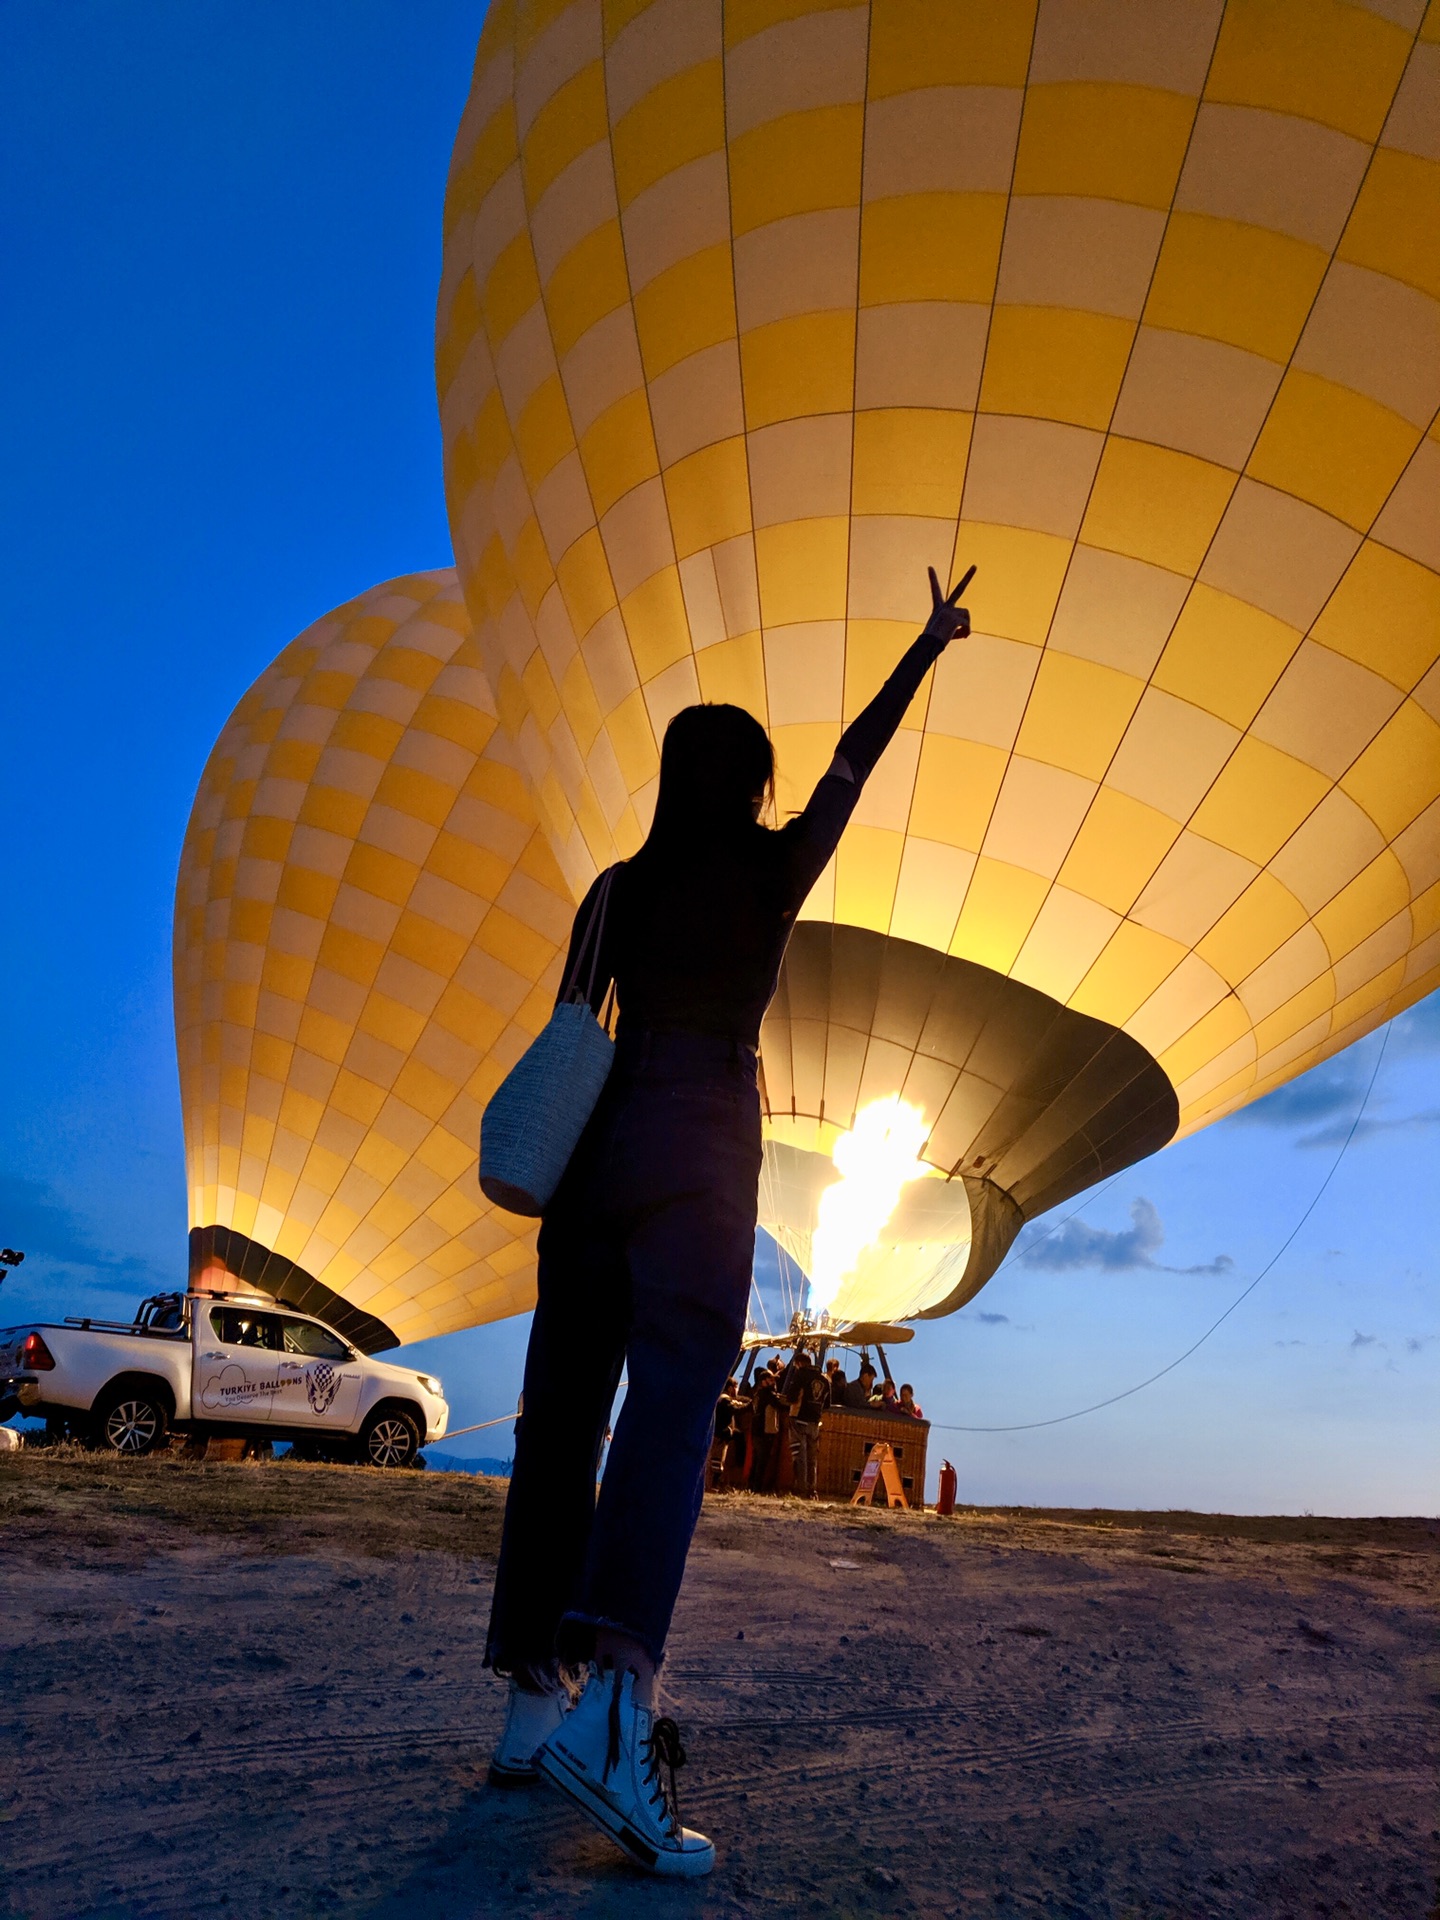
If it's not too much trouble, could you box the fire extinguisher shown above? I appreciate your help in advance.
[936,1459,958,1516]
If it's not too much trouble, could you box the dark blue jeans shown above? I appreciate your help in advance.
[485,1029,762,1672]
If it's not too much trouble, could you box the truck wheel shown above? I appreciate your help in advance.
[359,1408,421,1469]
[96,1389,169,1456]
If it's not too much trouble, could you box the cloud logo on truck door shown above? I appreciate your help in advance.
[200,1364,280,1410]
[305,1362,340,1415]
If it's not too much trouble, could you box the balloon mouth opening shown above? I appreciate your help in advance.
[756,1119,974,1326]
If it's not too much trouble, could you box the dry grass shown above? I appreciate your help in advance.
[5,1446,1432,1576]
[704,1486,1440,1599]
[957,1501,1440,1552]
[0,1443,507,1564]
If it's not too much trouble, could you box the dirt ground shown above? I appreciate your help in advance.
[1,1451,1436,1920]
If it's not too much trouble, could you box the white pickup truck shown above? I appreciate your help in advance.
[0,1290,448,1468]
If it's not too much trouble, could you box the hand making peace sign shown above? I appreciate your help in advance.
[921,564,975,649]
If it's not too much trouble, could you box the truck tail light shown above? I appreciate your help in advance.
[20,1331,55,1371]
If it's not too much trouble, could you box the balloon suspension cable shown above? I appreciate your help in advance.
[750,1142,776,1336]
[752,1147,791,1334]
[748,1276,773,1338]
[930,1023,1392,1434]
[777,1242,802,1324]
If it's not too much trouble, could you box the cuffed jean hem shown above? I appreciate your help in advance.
[482,1637,588,1694]
[482,1634,518,1677]
[557,1607,666,1670]
[483,1628,560,1677]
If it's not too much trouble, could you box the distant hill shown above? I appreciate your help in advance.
[424,1451,511,1478]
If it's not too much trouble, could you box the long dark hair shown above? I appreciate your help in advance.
[645,703,774,846]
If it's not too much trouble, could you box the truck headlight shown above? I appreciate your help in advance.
[416,1374,443,1398]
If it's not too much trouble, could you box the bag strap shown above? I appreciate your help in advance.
[584,866,617,1007]
[562,865,617,1007]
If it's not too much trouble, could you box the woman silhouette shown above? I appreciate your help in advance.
[484,568,971,1873]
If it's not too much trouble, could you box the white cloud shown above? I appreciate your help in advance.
[1017,1197,1233,1276]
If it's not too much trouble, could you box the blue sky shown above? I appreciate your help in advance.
[3,5,1435,1515]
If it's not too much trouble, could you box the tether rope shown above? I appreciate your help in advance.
[928,1024,1392,1434]
[439,1411,517,1441]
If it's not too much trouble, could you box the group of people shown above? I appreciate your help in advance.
[711,1352,925,1498]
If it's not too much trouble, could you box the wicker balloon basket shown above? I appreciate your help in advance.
[815,1407,929,1507]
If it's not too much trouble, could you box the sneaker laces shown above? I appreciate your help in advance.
[644,1717,687,1837]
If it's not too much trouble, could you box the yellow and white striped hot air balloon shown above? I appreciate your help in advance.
[433,0,1440,1321]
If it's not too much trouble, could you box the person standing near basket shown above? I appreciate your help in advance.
[782,1346,827,1498]
[482,567,973,1876]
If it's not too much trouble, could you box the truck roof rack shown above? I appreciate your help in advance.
[186,1288,278,1307]
[62,1314,186,1336]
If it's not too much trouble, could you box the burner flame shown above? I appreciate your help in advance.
[806,1097,929,1312]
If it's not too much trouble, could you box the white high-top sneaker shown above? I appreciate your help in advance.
[536,1666,715,1878]
[488,1679,571,1788]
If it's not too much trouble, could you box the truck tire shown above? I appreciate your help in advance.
[95,1385,170,1456]
[359,1406,421,1469]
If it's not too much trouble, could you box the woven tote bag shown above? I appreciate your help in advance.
[478,867,617,1215]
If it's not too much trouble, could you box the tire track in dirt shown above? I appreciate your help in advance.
[12,1690,1425,1787]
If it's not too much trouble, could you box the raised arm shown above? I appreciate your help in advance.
[779,567,973,902]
